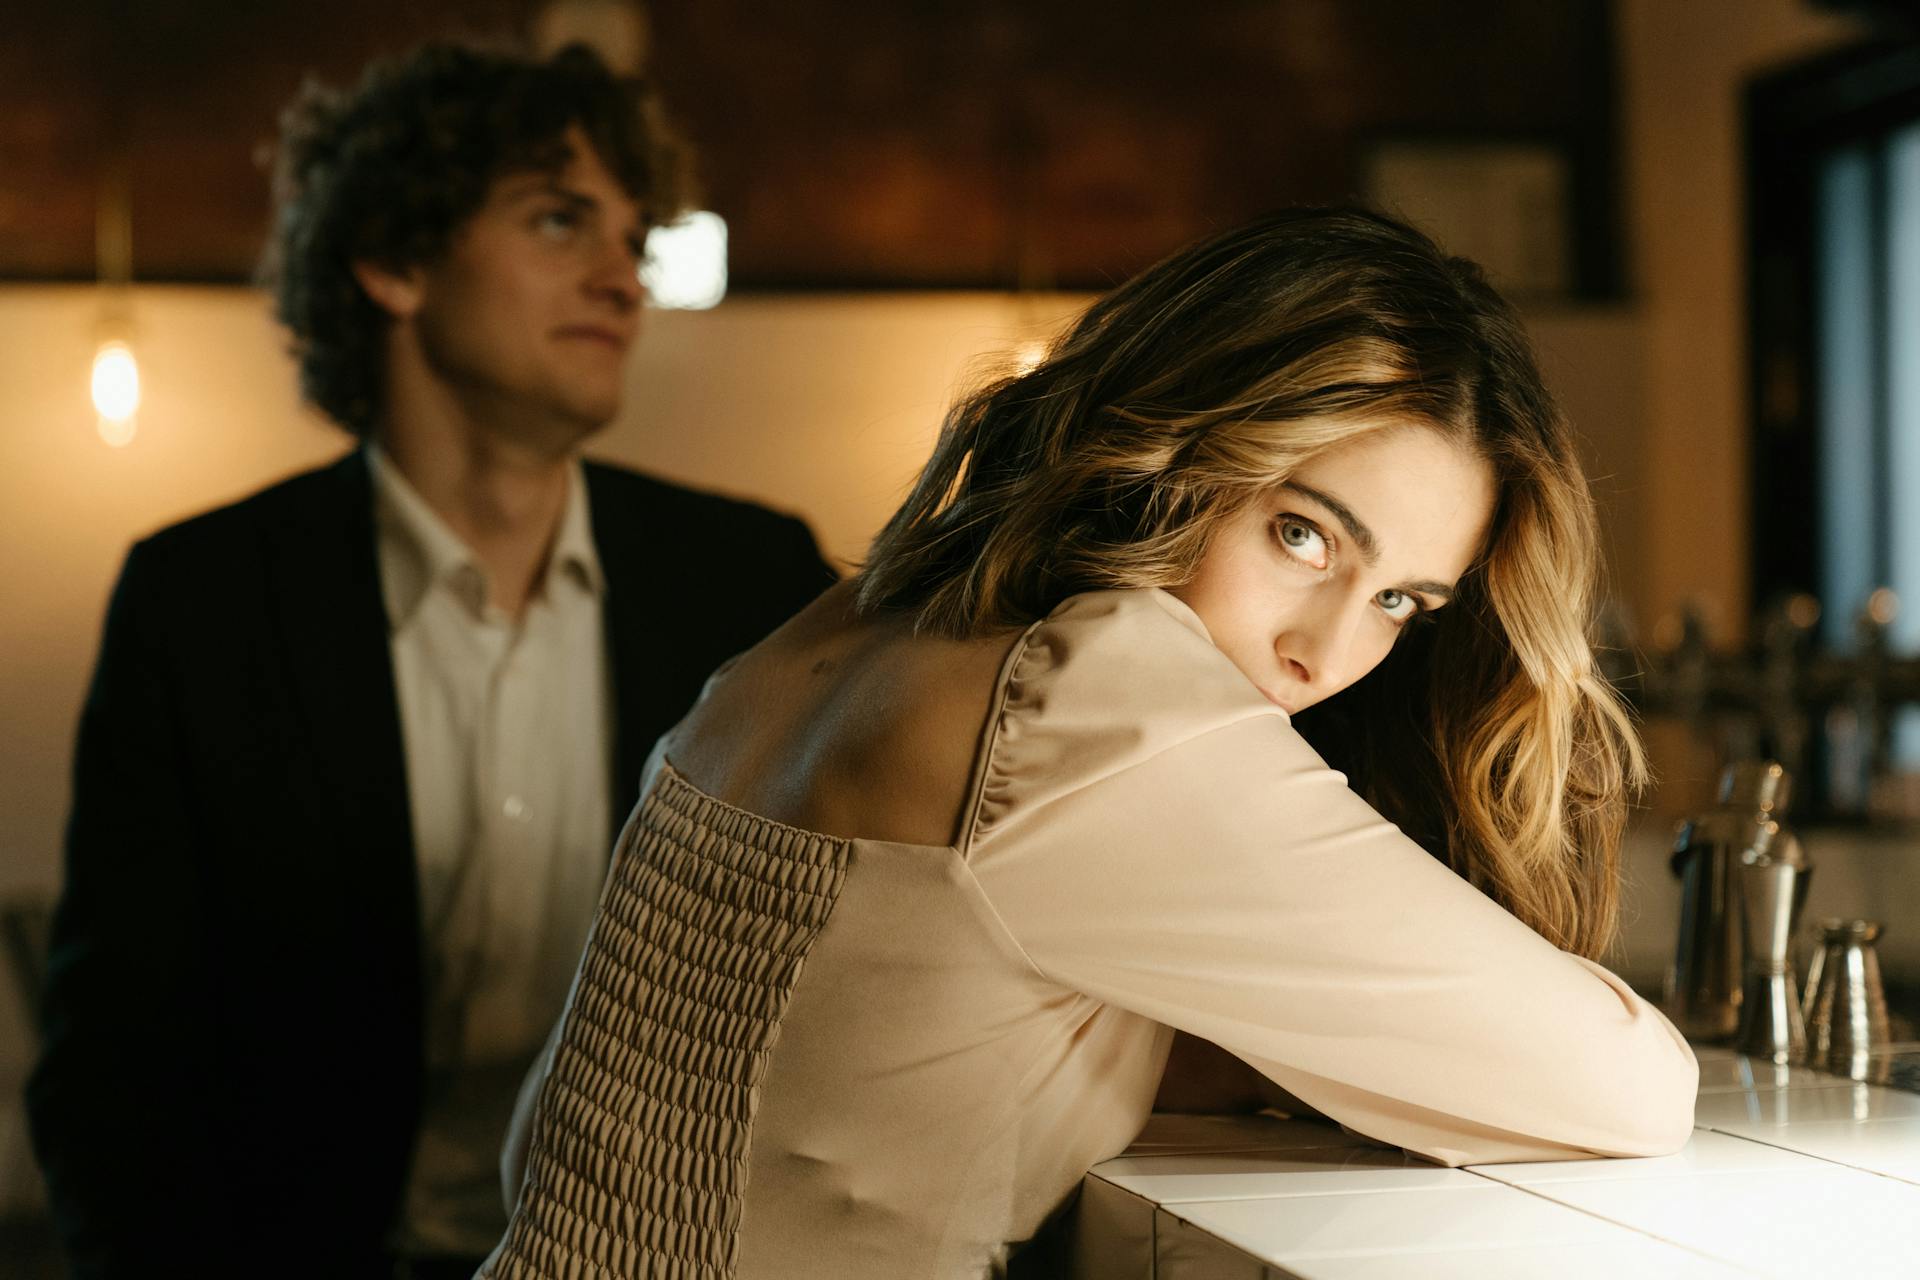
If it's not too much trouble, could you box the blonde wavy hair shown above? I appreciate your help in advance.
[856,207,1645,960]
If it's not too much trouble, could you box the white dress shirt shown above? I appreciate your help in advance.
[367,448,612,1259]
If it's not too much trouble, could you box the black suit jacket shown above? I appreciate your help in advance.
[26,450,836,1278]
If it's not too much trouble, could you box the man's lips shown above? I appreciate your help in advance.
[553,324,633,350]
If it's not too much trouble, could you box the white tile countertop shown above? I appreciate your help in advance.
[1072,1045,1920,1278]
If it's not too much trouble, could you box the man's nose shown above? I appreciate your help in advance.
[588,236,643,311]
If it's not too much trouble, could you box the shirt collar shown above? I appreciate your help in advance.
[549,461,606,600]
[368,445,604,631]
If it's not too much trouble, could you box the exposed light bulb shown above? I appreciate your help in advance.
[91,340,140,446]
[641,211,727,310]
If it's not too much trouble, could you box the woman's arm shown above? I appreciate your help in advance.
[969,710,1696,1167]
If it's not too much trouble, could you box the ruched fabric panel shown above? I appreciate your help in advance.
[484,765,852,1279]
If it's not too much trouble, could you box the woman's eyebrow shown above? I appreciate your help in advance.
[1281,481,1461,601]
[1279,481,1378,565]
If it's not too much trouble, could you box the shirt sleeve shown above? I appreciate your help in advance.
[962,593,1696,1168]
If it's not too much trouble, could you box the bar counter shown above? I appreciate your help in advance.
[1072,1044,1920,1278]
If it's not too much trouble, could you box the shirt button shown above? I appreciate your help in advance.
[503,795,529,821]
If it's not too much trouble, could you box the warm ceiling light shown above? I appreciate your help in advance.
[641,211,727,310]
[91,340,140,446]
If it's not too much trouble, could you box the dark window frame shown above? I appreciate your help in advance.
[1747,39,1920,617]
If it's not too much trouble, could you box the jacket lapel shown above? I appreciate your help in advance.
[586,463,680,839]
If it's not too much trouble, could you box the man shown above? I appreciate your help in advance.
[28,41,835,1279]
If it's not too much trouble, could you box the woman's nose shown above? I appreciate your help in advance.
[1276,596,1370,693]
[1274,635,1327,692]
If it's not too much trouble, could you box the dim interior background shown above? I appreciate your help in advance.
[0,0,1894,1233]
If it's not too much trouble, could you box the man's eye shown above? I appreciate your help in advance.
[536,209,579,238]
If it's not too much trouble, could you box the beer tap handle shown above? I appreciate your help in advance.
[1857,589,1897,782]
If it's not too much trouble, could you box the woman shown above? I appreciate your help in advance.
[480,208,1696,1280]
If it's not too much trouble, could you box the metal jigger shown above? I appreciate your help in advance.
[1735,835,1813,1064]
[1804,919,1891,1080]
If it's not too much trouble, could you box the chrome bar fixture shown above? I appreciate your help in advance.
[1610,591,1920,819]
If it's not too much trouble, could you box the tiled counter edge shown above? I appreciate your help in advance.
[1078,1046,1920,1279]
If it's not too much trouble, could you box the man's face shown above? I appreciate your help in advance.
[404,126,647,455]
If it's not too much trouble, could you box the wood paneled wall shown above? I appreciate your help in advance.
[3,0,1616,289]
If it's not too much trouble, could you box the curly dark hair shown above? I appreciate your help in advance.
[260,39,696,435]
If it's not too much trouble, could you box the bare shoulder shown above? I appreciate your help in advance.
[665,581,1024,848]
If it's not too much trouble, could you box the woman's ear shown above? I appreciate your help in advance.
[351,259,424,319]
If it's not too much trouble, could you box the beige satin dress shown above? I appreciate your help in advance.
[479,587,1697,1279]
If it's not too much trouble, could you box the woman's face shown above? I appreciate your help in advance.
[1169,423,1496,714]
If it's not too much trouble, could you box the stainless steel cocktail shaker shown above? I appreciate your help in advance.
[1734,831,1813,1063]
[1667,761,1810,1046]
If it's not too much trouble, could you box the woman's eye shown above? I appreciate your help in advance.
[1275,516,1329,570]
[1376,588,1422,623]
